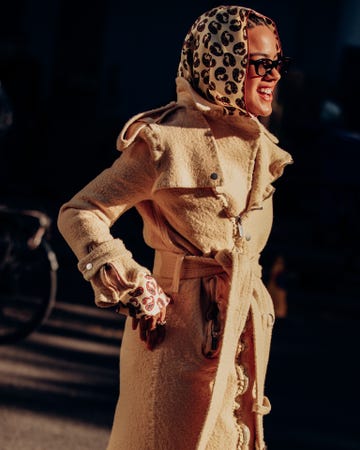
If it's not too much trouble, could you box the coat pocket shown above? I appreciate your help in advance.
[201,275,228,359]
[202,300,221,358]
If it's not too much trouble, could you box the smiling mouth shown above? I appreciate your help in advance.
[257,87,273,101]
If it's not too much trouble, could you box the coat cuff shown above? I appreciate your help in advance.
[78,239,132,281]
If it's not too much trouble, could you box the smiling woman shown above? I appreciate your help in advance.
[246,24,282,117]
[57,4,293,450]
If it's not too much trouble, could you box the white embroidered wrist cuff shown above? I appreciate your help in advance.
[125,273,170,318]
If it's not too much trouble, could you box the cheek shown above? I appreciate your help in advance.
[245,78,257,102]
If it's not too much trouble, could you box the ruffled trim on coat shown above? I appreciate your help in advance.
[246,122,294,212]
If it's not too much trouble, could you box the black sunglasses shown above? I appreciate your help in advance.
[249,56,292,77]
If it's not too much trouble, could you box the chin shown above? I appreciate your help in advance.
[259,110,273,117]
[247,104,273,118]
[252,106,272,117]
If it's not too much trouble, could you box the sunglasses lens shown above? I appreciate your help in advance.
[261,61,273,76]
[251,57,292,76]
[255,61,270,76]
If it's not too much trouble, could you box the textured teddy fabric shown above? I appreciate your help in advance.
[58,77,292,449]
[58,4,293,448]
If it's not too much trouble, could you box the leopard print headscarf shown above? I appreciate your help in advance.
[177,5,281,115]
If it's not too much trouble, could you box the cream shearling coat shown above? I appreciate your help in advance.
[57,78,293,450]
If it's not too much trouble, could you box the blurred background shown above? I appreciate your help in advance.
[0,0,359,449]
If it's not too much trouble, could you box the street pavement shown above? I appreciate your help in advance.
[0,300,123,450]
[0,294,360,449]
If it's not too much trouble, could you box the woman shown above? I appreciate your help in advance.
[58,5,293,450]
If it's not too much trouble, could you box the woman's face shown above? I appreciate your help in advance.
[245,25,281,117]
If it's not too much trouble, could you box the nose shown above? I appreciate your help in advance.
[264,67,281,82]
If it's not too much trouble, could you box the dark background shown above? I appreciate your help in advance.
[0,0,359,331]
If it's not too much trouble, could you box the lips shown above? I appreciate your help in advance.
[257,87,273,101]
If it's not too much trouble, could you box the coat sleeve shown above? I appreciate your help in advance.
[57,139,169,318]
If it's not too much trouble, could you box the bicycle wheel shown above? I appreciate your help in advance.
[0,239,58,344]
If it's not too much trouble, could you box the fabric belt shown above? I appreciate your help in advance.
[153,249,261,293]
[153,250,225,293]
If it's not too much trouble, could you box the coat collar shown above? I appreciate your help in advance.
[116,82,293,212]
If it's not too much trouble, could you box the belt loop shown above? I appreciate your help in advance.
[171,254,185,293]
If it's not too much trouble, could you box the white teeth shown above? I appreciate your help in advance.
[259,88,272,94]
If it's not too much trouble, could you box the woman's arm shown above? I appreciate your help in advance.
[57,140,171,337]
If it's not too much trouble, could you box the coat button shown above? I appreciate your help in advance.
[262,313,275,328]
[86,263,93,270]
[210,172,218,180]
[267,314,275,327]
[245,234,251,241]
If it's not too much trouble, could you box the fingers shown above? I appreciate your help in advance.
[153,322,166,347]
[146,322,166,351]
[139,315,156,341]
[133,292,171,350]
[137,309,167,351]
[132,317,139,330]
[158,306,167,325]
[139,316,150,342]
